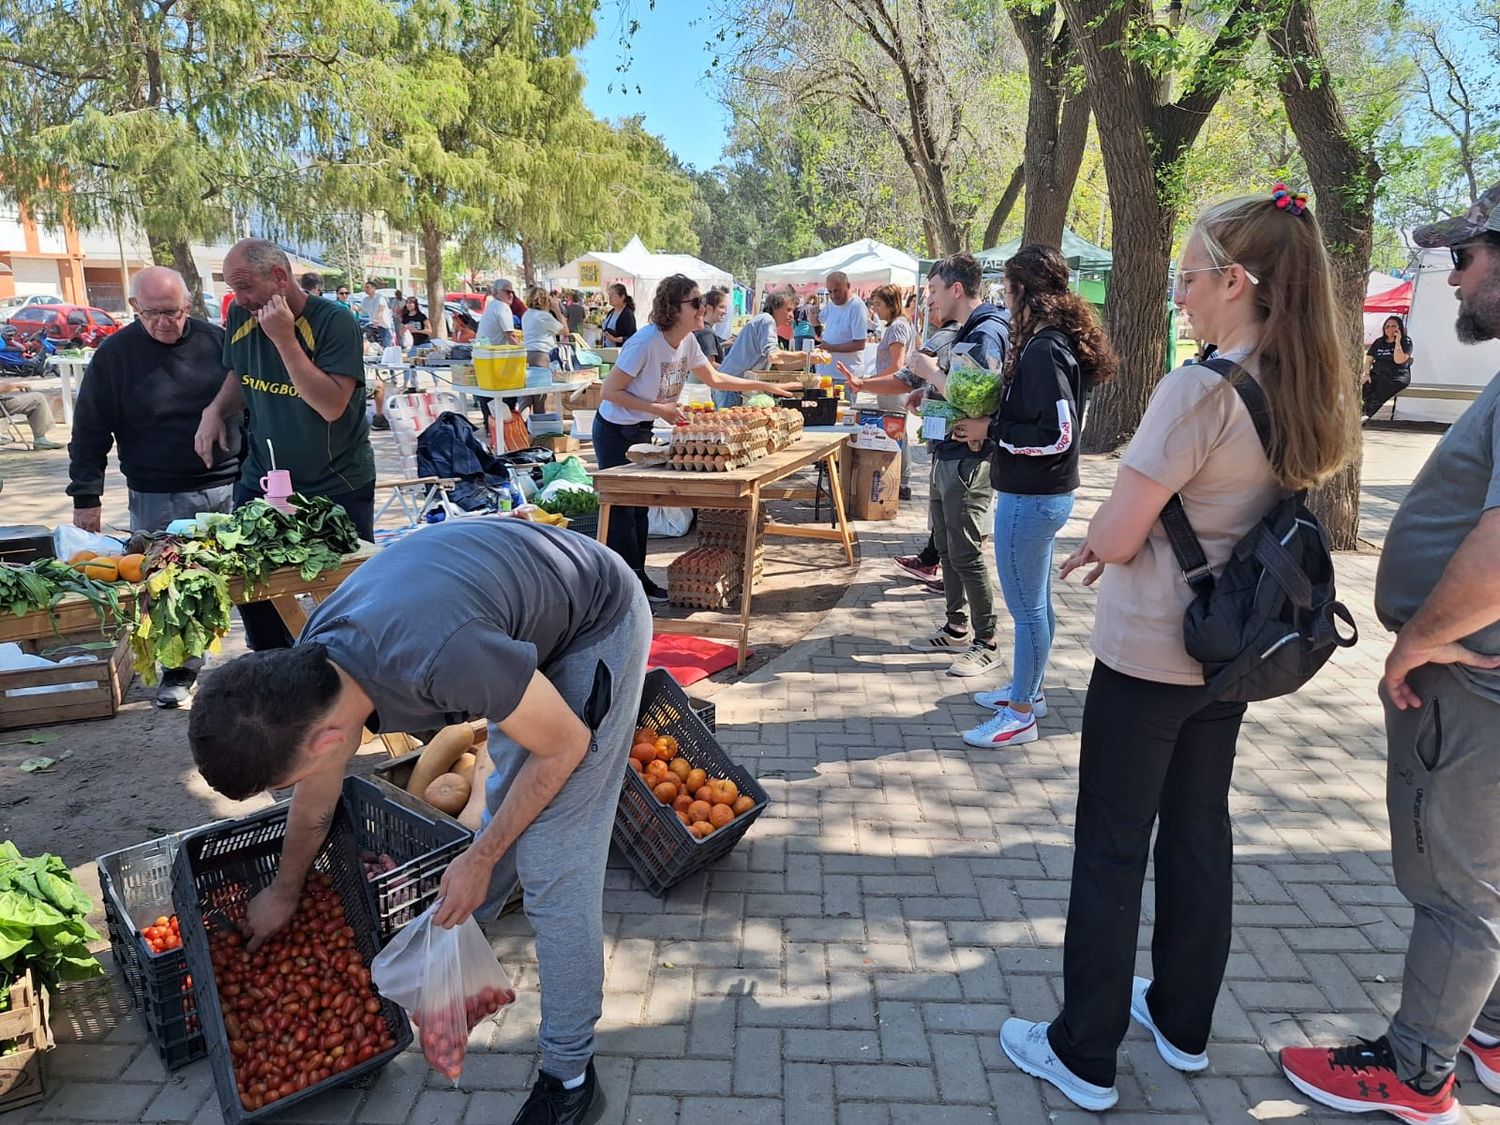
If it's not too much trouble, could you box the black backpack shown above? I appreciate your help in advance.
[1159,357,1357,702]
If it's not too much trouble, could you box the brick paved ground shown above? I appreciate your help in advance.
[30,425,1500,1123]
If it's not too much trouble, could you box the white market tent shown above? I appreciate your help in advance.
[1399,246,1498,423]
[545,235,733,307]
[754,238,919,294]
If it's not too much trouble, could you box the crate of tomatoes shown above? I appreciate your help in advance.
[96,834,205,1068]
[170,801,412,1123]
[612,669,769,895]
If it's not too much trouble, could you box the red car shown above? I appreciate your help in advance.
[8,303,121,348]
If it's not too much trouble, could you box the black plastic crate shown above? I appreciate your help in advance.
[343,775,472,943]
[170,801,412,1124]
[612,668,768,895]
[688,697,716,732]
[96,834,205,1068]
[565,512,599,539]
[793,390,838,426]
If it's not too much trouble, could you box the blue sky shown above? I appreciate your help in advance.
[577,3,733,173]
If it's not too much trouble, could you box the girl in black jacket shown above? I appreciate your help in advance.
[950,244,1117,747]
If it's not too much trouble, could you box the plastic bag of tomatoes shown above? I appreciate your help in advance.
[142,913,183,954]
[371,903,516,1082]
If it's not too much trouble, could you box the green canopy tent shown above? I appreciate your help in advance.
[976,229,1112,306]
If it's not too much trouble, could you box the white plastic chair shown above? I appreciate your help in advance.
[373,391,465,527]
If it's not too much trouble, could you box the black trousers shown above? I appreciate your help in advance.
[592,415,653,576]
[1048,660,1247,1086]
[232,481,376,651]
[1363,372,1410,419]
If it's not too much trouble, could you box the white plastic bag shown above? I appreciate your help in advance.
[370,904,516,1082]
[648,506,693,538]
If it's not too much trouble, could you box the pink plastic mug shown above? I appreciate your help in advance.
[259,469,293,499]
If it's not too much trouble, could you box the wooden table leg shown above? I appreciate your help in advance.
[823,451,856,565]
[270,593,311,636]
[735,484,761,673]
[596,502,612,544]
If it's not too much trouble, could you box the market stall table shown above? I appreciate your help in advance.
[591,433,855,672]
[45,354,92,424]
[0,543,377,646]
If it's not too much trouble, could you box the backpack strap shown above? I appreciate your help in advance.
[1159,356,1275,597]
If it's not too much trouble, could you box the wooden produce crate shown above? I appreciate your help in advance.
[0,970,53,1115]
[0,628,134,730]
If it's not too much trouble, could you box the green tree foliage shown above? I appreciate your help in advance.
[0,0,399,305]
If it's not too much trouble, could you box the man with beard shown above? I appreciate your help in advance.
[1280,183,1500,1123]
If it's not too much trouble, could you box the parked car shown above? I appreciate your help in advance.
[7,303,121,348]
[0,293,65,322]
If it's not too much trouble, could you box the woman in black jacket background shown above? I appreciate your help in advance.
[951,244,1117,747]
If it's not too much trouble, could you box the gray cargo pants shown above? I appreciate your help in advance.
[1384,664,1500,1087]
[930,455,996,643]
[479,584,653,1081]
[128,486,235,674]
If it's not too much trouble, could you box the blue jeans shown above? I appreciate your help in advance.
[711,388,743,409]
[993,490,1074,702]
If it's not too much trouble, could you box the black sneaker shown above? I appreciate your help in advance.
[371,415,391,431]
[510,1060,604,1125]
[898,486,912,501]
[641,575,670,603]
[153,666,198,709]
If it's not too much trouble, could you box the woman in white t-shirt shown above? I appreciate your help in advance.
[521,286,566,370]
[596,274,801,601]
[998,193,1357,1112]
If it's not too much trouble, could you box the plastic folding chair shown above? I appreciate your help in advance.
[0,397,33,449]
[373,391,464,527]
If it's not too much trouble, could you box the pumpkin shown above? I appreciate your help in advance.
[423,773,471,816]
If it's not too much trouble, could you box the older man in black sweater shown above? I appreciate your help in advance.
[67,266,243,706]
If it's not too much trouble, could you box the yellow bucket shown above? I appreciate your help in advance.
[475,344,526,390]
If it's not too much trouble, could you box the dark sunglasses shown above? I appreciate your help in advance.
[681,296,703,310]
[1452,243,1480,270]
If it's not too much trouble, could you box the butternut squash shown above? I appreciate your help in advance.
[406,724,474,798]
[424,773,471,816]
[454,752,477,784]
[457,747,493,831]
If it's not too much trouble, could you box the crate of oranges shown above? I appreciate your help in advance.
[613,669,769,895]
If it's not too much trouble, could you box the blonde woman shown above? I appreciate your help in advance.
[999,192,1357,1111]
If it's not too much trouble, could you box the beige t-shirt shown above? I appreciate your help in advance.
[1091,356,1282,685]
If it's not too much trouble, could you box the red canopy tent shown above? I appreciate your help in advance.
[1364,280,1413,313]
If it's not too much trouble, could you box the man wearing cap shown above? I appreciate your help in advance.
[1280,184,1500,1123]
[477,279,523,343]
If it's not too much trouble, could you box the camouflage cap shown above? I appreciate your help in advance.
[1413,181,1500,248]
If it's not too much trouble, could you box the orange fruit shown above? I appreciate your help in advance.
[654,737,678,762]
[732,795,755,815]
[627,758,643,774]
[68,549,97,564]
[668,758,692,782]
[673,793,692,813]
[117,553,147,582]
[708,779,738,805]
[687,800,712,823]
[80,557,119,582]
[709,804,734,828]
[693,785,713,803]
[685,768,707,792]
[676,810,692,826]
[653,781,678,805]
[636,726,658,743]
[691,821,715,838]
[645,759,670,781]
[629,743,655,765]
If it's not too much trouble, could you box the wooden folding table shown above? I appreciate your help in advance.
[591,432,856,672]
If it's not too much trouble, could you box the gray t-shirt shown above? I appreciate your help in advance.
[300,518,637,731]
[718,313,777,378]
[1374,373,1500,700]
[874,316,914,376]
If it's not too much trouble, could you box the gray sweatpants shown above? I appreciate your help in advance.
[1384,664,1500,1086]
[930,455,996,642]
[479,586,653,1081]
[1,390,53,440]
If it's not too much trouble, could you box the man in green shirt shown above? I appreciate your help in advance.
[195,238,375,649]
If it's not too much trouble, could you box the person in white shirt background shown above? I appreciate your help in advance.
[816,271,869,382]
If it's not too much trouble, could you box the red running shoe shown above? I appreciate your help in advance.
[1461,1033,1500,1094]
[1279,1038,1459,1125]
[894,555,939,583]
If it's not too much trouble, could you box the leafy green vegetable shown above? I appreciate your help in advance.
[131,562,232,683]
[0,842,102,988]
[536,490,600,517]
[210,495,359,588]
[919,399,966,433]
[944,356,1002,419]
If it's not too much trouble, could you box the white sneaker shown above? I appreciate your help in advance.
[973,689,1047,717]
[1129,976,1208,1072]
[999,1018,1119,1112]
[910,626,971,652]
[947,643,1001,679]
[961,707,1038,747]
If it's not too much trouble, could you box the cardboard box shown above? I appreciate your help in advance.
[847,446,901,521]
[570,383,605,412]
[533,434,581,454]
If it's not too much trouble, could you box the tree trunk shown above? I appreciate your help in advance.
[150,230,206,317]
[1269,0,1381,549]
[421,220,447,341]
[981,164,1026,250]
[1011,7,1092,249]
[520,238,535,288]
